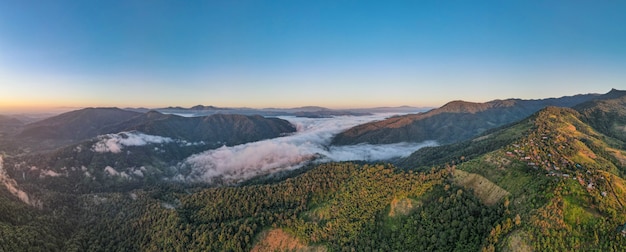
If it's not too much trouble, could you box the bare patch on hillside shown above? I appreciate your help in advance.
[454,170,509,206]
[251,229,326,252]
[389,197,420,217]
[0,156,42,208]
[502,230,533,252]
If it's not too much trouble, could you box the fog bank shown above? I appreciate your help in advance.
[178,114,436,183]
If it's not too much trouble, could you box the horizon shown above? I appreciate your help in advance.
[0,88,616,115]
[1,1,625,112]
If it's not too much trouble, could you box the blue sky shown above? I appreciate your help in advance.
[1,0,625,111]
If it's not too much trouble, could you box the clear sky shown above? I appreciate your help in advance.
[1,0,625,112]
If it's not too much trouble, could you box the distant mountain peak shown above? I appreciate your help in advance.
[291,106,330,111]
[189,105,226,110]
[600,88,626,99]
[438,100,494,113]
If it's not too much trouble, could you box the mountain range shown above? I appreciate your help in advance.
[128,105,427,118]
[9,108,295,152]
[332,93,599,145]
[0,89,625,251]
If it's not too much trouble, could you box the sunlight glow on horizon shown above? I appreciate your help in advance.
[1,1,624,113]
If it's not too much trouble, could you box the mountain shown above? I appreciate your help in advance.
[13,108,296,151]
[0,115,23,135]
[0,115,23,126]
[103,111,295,145]
[332,93,600,145]
[18,107,142,141]
[2,91,626,251]
[3,103,625,251]
[396,104,626,250]
[2,110,297,193]
[127,104,428,118]
[148,105,374,118]
[575,88,626,142]
[189,105,228,110]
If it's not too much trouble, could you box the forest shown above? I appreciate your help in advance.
[1,98,626,251]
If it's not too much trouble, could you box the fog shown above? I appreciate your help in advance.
[92,132,175,153]
[179,114,437,183]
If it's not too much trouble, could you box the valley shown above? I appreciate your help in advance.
[0,90,625,251]
[3,2,625,251]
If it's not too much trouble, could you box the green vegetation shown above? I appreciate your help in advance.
[397,118,532,170]
[2,91,626,251]
[0,162,505,251]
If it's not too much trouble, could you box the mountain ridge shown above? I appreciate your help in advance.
[10,107,296,153]
[1,90,625,251]
[18,107,141,141]
[332,92,603,145]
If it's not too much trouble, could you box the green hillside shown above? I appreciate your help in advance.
[400,106,626,251]
[332,93,598,146]
[1,94,626,251]
[575,89,626,143]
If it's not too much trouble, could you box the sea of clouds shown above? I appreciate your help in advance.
[178,114,437,183]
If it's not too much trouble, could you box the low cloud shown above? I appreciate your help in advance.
[325,141,437,162]
[179,114,437,183]
[104,166,119,176]
[92,132,174,153]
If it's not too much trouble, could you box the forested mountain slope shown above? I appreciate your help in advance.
[18,108,141,141]
[332,93,600,146]
[2,104,625,251]
[575,89,626,143]
[2,93,626,251]
[104,110,295,145]
[13,108,296,152]
[1,111,296,193]
[399,105,626,251]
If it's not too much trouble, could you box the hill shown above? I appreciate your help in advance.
[15,108,141,150]
[0,115,23,136]
[18,108,141,141]
[11,108,296,152]
[398,104,626,250]
[104,111,295,145]
[2,111,296,193]
[575,88,626,142]
[332,93,599,145]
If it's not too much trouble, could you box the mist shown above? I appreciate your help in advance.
[92,132,186,153]
[178,114,437,183]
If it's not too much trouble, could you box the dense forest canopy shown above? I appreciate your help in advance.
[1,91,626,251]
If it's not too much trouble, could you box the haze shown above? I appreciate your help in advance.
[1,1,625,112]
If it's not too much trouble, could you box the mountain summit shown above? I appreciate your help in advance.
[332,92,603,145]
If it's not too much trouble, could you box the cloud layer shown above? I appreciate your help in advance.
[92,132,175,153]
[179,114,437,183]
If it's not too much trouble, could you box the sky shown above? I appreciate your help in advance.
[1,0,625,112]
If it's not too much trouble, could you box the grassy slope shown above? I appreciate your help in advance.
[452,107,626,251]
